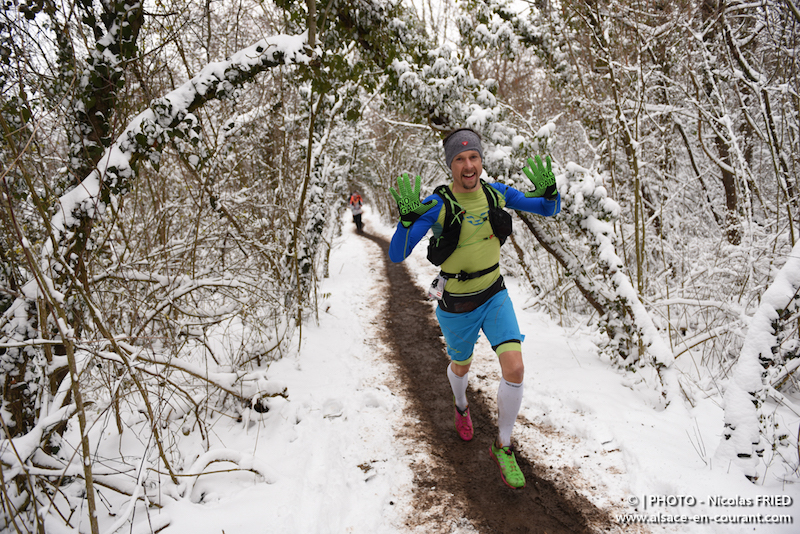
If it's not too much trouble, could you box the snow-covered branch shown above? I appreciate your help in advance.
[715,242,800,480]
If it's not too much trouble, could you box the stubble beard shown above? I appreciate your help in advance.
[460,173,479,191]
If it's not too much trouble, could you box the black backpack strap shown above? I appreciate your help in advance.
[434,184,463,226]
[427,185,464,266]
[481,180,512,245]
[440,262,500,281]
[481,179,501,209]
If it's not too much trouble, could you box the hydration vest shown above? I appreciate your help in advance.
[426,180,513,267]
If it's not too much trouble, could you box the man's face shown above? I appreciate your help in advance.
[450,150,482,193]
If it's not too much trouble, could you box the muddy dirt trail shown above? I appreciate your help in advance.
[357,229,613,534]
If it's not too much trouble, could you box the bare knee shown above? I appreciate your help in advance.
[503,363,524,383]
[450,360,471,377]
[498,351,524,383]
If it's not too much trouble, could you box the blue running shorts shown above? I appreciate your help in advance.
[435,288,525,363]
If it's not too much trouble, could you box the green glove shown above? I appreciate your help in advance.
[523,155,558,200]
[390,173,438,228]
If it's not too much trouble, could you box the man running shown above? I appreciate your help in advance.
[387,127,561,489]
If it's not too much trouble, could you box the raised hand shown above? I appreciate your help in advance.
[390,173,439,228]
[523,155,558,200]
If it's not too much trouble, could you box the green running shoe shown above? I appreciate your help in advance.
[490,442,526,489]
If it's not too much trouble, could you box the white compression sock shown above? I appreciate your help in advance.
[447,364,469,411]
[497,378,524,447]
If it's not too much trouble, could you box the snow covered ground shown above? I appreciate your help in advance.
[151,206,799,534]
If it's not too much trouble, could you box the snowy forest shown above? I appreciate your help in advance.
[1,0,799,532]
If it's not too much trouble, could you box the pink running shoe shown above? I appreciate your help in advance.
[454,402,473,441]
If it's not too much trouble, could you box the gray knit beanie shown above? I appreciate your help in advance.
[443,128,483,169]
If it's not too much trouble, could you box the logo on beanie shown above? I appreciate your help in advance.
[462,141,468,146]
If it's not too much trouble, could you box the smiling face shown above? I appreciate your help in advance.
[450,150,483,193]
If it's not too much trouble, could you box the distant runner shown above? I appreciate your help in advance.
[387,127,560,488]
[349,191,364,232]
